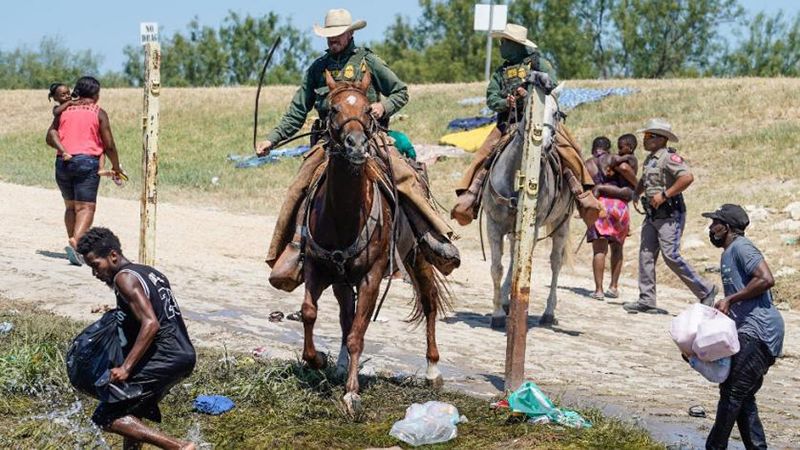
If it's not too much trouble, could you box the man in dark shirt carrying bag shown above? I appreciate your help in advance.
[702,204,784,450]
[77,227,196,450]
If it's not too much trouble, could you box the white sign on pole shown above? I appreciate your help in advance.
[473,4,508,31]
[140,22,159,46]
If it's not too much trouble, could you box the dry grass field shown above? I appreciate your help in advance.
[3,78,799,305]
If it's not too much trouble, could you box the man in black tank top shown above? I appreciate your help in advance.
[77,227,196,450]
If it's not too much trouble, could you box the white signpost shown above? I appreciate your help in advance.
[474,2,508,81]
[139,23,160,266]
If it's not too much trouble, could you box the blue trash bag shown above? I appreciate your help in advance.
[66,310,141,402]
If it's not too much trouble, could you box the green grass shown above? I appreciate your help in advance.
[0,300,661,449]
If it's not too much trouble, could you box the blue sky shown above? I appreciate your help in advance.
[2,0,797,73]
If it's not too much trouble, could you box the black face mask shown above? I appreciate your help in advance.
[709,227,727,248]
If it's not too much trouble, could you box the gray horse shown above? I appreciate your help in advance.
[482,90,574,328]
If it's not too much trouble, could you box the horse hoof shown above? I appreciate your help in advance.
[539,314,558,327]
[306,351,328,370]
[490,315,506,329]
[502,304,510,315]
[343,392,362,417]
[426,374,444,389]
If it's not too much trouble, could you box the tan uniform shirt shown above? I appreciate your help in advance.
[641,147,689,198]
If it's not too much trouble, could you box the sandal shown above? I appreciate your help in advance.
[590,292,605,301]
[286,310,302,322]
[65,246,83,266]
[605,288,619,299]
[268,311,284,322]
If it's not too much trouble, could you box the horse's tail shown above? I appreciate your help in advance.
[405,253,453,325]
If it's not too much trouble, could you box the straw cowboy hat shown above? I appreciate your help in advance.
[313,9,367,38]
[491,23,537,49]
[638,118,680,142]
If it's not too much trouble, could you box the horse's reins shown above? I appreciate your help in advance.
[307,85,400,320]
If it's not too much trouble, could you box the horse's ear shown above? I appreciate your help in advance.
[324,70,336,91]
[359,68,371,93]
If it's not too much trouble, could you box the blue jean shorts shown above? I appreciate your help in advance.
[55,155,101,202]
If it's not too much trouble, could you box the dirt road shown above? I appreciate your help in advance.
[2,182,797,449]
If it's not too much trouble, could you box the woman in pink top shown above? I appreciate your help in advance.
[46,76,124,266]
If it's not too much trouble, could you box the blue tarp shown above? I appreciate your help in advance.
[449,87,637,131]
[228,145,310,168]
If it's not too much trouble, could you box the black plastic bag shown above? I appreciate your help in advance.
[66,310,141,402]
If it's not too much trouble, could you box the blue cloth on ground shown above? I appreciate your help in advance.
[449,87,637,131]
[228,145,310,168]
[194,395,235,415]
[556,87,637,112]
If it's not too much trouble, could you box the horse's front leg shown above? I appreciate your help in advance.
[332,283,356,376]
[541,220,569,326]
[301,264,329,369]
[343,256,387,415]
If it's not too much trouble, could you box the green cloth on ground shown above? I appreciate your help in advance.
[387,130,416,160]
[507,381,592,429]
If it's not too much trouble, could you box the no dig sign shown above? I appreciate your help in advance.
[140,22,159,45]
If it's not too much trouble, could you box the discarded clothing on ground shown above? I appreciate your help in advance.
[389,401,467,447]
[439,124,495,152]
[507,381,592,429]
[414,144,469,165]
[228,145,310,168]
[194,395,235,415]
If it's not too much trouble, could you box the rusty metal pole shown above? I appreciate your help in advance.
[504,85,546,392]
[139,42,160,266]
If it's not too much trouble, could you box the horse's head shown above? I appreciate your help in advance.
[325,69,374,166]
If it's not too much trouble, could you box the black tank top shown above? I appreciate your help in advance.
[113,263,195,383]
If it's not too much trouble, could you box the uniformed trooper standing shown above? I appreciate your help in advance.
[255,9,459,290]
[450,23,602,228]
[622,118,717,314]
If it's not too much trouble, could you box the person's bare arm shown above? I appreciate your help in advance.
[45,117,72,160]
[109,272,160,383]
[98,109,123,173]
[715,260,774,315]
[52,100,74,116]
[594,184,634,201]
[616,161,638,188]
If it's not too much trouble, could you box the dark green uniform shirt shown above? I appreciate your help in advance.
[266,41,409,144]
[486,50,557,124]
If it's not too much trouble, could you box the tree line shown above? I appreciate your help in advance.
[3,0,800,89]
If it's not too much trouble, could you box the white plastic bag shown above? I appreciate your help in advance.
[389,401,467,447]
[670,303,717,355]
[689,356,731,383]
[693,313,740,362]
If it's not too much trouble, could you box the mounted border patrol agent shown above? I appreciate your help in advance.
[622,118,717,314]
[256,9,459,290]
[450,23,602,229]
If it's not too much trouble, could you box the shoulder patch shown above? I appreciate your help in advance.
[670,154,683,163]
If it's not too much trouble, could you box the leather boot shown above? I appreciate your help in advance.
[564,168,605,229]
[269,201,308,292]
[450,167,488,226]
[407,205,461,275]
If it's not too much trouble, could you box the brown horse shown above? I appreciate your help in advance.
[300,69,446,414]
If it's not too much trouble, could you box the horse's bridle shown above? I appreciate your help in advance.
[325,86,377,160]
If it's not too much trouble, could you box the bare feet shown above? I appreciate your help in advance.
[180,442,196,450]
